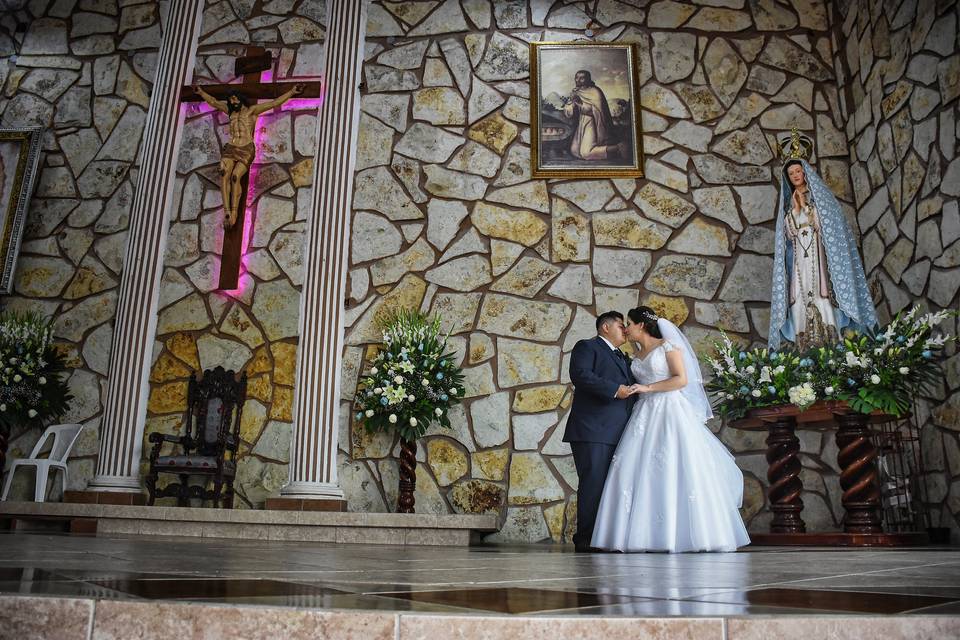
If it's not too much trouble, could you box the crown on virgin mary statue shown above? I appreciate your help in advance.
[778,127,813,162]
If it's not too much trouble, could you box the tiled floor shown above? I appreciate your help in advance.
[0,531,959,617]
[2,533,960,640]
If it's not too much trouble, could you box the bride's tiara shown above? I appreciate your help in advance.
[639,309,659,323]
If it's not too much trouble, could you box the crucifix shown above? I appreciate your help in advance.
[180,47,322,289]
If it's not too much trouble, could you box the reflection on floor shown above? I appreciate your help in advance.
[1,532,960,616]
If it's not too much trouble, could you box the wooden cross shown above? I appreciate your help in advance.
[179,46,322,290]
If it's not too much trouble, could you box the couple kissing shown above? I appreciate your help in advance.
[563,307,751,553]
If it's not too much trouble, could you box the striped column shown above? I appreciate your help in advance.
[280,0,368,500]
[88,0,204,492]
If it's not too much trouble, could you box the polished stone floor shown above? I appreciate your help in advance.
[1,532,960,617]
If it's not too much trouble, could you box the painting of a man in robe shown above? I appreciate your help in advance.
[531,43,643,178]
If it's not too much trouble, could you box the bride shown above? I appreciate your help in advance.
[591,306,750,553]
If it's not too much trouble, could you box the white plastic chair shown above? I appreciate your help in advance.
[1,424,84,502]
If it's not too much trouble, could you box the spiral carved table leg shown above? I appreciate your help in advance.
[397,438,417,514]
[765,416,805,533]
[0,425,8,480]
[835,412,882,533]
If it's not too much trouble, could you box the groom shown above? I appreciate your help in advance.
[564,311,637,552]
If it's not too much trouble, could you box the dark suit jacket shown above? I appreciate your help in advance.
[563,336,636,445]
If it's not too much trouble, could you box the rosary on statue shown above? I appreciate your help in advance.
[790,189,815,259]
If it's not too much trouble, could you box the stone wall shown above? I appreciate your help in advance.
[2,0,954,544]
[835,0,960,538]
[0,0,163,498]
[144,0,325,507]
[343,0,863,542]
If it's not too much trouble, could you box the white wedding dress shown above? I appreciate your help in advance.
[591,340,751,553]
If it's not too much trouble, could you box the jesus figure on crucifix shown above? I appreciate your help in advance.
[192,83,304,228]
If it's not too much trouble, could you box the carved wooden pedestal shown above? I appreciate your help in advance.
[0,424,8,479]
[765,416,805,534]
[733,402,927,547]
[397,438,417,514]
[835,411,883,533]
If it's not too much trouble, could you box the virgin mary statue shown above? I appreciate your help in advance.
[769,129,878,350]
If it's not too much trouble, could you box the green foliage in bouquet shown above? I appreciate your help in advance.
[814,307,954,417]
[707,306,955,421]
[353,310,466,442]
[0,311,72,431]
[706,337,816,421]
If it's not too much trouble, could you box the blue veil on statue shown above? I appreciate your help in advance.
[769,129,878,350]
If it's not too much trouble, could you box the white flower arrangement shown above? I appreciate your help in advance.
[787,383,816,409]
[354,310,466,442]
[0,311,71,431]
[708,306,956,420]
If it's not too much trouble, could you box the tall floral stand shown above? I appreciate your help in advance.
[732,401,928,546]
[0,422,8,477]
[396,438,417,513]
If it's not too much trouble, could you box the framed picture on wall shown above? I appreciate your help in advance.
[0,128,43,294]
[529,42,644,178]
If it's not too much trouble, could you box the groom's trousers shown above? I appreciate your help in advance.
[570,441,616,548]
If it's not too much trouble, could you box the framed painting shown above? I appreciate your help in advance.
[530,42,644,178]
[0,128,43,294]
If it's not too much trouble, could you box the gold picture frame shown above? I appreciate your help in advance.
[530,42,644,179]
[0,128,43,294]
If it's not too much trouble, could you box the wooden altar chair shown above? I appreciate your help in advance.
[145,367,247,508]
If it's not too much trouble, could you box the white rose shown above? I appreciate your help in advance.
[422,379,430,386]
[745,366,756,374]
[899,367,909,374]
[409,417,418,426]
[394,375,404,384]
[364,409,374,418]
[449,388,458,396]
[408,395,415,402]
[0,404,5,411]
[38,376,46,385]
[870,374,881,384]
[12,374,21,382]
[27,409,37,418]
[374,387,383,394]
[388,414,397,424]
[728,366,737,374]
[370,367,378,375]
[825,386,834,395]
[435,408,443,416]
[751,389,762,397]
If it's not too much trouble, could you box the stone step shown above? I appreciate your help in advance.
[0,502,497,546]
